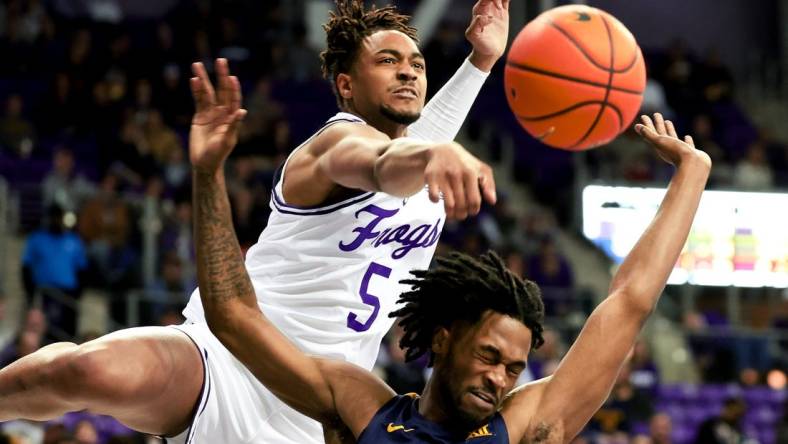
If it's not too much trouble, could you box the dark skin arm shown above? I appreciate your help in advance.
[189,58,393,438]
[501,113,712,443]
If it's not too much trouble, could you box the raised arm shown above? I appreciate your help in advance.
[189,58,392,437]
[503,114,711,443]
[407,0,508,142]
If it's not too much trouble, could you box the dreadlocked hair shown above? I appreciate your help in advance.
[320,0,418,107]
[390,251,546,366]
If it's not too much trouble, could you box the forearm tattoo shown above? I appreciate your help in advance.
[193,171,255,307]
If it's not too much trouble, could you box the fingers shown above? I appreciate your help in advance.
[230,75,242,111]
[468,14,493,34]
[684,135,695,147]
[640,114,656,133]
[665,119,678,139]
[479,164,497,205]
[464,171,482,217]
[227,108,248,136]
[634,122,659,143]
[190,77,209,113]
[192,62,216,105]
[448,172,467,220]
[191,62,216,112]
[426,174,441,203]
[441,181,455,218]
[653,112,667,135]
[216,58,231,108]
[502,0,510,10]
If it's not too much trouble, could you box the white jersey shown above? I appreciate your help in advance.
[183,112,445,370]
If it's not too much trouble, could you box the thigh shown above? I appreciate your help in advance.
[79,326,204,436]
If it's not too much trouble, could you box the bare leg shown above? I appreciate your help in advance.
[0,326,203,436]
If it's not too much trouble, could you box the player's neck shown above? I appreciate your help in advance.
[418,377,455,427]
[343,107,408,139]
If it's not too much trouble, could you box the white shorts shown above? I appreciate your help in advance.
[166,322,324,444]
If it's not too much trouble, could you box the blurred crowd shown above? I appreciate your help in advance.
[0,1,785,443]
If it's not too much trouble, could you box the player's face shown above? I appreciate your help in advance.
[438,312,532,427]
[349,30,426,125]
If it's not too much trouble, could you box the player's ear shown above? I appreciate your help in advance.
[336,73,352,100]
[431,327,450,357]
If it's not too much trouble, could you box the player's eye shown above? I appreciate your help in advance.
[380,58,397,64]
[412,62,425,71]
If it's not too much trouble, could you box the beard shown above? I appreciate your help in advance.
[380,103,420,125]
[435,364,495,433]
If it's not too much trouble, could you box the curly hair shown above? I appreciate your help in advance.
[390,251,546,366]
[320,0,418,107]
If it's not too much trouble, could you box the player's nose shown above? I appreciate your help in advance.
[396,65,417,82]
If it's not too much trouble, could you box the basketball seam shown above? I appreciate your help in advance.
[505,61,643,95]
[546,17,639,74]
[570,13,617,149]
[516,100,623,127]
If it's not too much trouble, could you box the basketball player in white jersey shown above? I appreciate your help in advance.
[0,1,511,443]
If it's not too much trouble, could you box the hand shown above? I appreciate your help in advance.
[424,142,496,220]
[190,58,247,175]
[634,113,711,169]
[466,0,510,72]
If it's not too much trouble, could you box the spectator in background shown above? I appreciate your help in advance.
[285,22,322,82]
[155,63,193,128]
[22,204,87,340]
[0,94,35,158]
[143,109,182,166]
[630,340,660,395]
[691,114,733,187]
[693,397,748,444]
[377,325,426,396]
[72,420,98,444]
[527,235,574,315]
[523,329,565,381]
[649,413,673,444]
[34,72,81,136]
[733,141,774,190]
[41,147,95,214]
[589,362,655,438]
[694,48,734,105]
[0,329,41,368]
[159,197,194,282]
[144,250,188,326]
[78,172,131,281]
[236,76,284,157]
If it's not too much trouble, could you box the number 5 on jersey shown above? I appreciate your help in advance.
[347,262,391,332]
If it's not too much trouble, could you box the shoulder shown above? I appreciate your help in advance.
[305,120,390,158]
[315,358,396,438]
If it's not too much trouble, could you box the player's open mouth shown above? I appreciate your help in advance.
[392,87,418,99]
[470,391,495,406]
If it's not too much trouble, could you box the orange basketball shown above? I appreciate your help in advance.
[504,5,646,151]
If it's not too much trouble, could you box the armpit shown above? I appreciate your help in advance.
[526,421,564,444]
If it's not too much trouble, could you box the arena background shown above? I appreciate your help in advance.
[0,0,786,443]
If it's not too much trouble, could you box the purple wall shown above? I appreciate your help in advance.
[588,0,779,77]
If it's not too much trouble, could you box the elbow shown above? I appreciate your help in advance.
[609,287,658,320]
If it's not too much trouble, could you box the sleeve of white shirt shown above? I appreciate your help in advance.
[407,58,490,142]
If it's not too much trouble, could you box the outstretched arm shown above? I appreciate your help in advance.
[189,58,392,436]
[504,114,711,443]
[407,0,508,142]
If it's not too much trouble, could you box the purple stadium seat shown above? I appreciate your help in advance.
[699,384,727,402]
